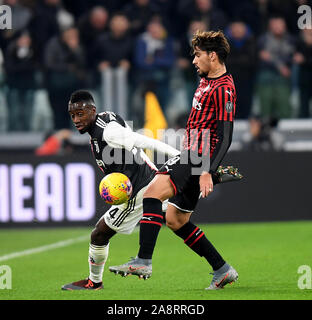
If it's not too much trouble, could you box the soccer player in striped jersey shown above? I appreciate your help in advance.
[110,30,239,290]
[62,90,241,290]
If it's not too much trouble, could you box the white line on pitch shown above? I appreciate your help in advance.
[0,234,90,262]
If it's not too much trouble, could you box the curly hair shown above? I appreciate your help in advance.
[191,30,230,63]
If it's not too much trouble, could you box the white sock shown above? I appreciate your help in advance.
[88,243,109,283]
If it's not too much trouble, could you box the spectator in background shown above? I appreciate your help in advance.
[0,0,33,52]
[247,0,271,36]
[44,27,85,130]
[256,16,295,119]
[78,6,109,67]
[226,20,257,119]
[28,0,74,64]
[232,0,298,36]
[94,13,133,118]
[4,31,38,131]
[133,17,175,121]
[61,0,122,20]
[263,0,312,36]
[178,0,227,35]
[220,0,299,37]
[293,29,312,118]
[242,116,274,151]
[61,0,92,19]
[242,115,283,151]
[123,0,159,36]
[35,128,72,155]
[177,19,206,106]
[149,0,178,36]
[218,0,258,35]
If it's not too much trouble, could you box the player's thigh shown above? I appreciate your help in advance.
[165,203,192,231]
[102,199,138,234]
[102,186,147,234]
[143,174,175,201]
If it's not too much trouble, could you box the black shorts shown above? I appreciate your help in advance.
[157,152,201,213]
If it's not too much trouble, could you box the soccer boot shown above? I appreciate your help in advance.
[215,165,243,184]
[61,278,103,290]
[109,257,152,280]
[205,265,238,290]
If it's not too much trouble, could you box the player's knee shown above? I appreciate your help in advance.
[166,217,183,232]
[166,210,190,232]
[90,227,110,246]
[91,217,116,246]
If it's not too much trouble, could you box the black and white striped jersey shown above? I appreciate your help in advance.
[88,111,157,198]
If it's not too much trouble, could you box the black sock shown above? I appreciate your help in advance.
[138,198,164,260]
[174,221,225,271]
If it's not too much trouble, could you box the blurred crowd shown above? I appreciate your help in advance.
[1,0,312,133]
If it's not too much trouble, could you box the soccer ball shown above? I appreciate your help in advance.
[99,173,132,205]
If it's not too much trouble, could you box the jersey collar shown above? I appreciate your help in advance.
[87,114,98,136]
[205,71,229,81]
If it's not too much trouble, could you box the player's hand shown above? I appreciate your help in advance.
[199,171,213,198]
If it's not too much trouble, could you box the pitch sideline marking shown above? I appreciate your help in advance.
[0,226,140,263]
[0,234,90,262]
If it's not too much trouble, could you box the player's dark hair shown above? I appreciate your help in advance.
[191,30,230,63]
[70,90,95,105]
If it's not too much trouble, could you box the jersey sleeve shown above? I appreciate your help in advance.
[103,121,136,151]
[103,121,180,157]
[202,83,236,174]
[213,84,236,122]
[208,121,233,173]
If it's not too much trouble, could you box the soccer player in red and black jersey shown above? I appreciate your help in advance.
[109,30,239,290]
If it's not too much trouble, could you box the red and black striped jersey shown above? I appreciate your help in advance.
[183,72,236,157]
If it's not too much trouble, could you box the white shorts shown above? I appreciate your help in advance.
[102,186,168,234]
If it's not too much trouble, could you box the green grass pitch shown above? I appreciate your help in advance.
[0,221,312,300]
